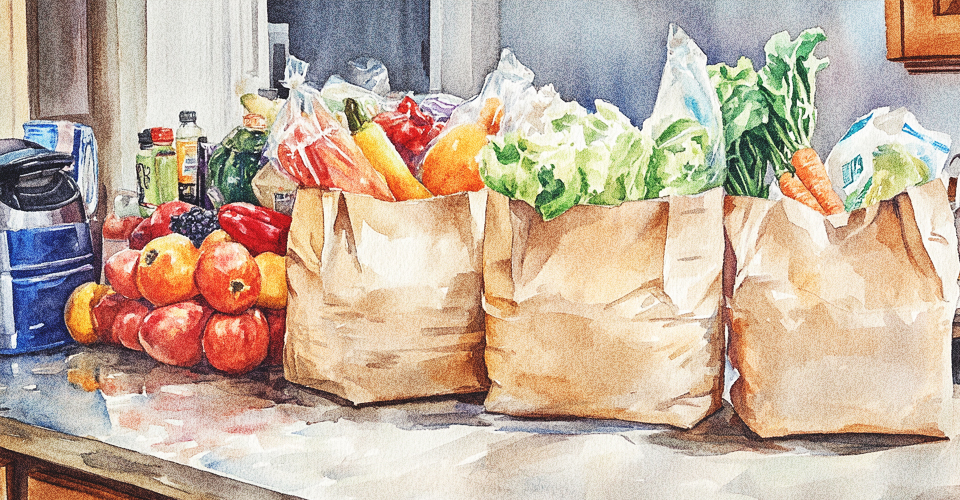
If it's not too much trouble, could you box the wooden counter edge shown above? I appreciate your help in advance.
[0,416,302,500]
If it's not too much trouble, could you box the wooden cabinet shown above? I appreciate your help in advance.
[0,0,29,138]
[25,0,93,124]
[886,0,960,72]
[0,449,173,500]
[0,459,8,500]
[27,472,135,500]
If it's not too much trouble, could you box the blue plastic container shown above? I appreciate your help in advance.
[0,224,97,353]
[0,138,97,354]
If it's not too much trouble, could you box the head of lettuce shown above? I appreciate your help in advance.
[478,92,717,221]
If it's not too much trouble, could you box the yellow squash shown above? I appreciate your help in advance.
[344,98,432,201]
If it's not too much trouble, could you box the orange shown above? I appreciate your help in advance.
[136,233,201,306]
[254,252,287,309]
[199,229,233,254]
[64,282,112,344]
[421,123,489,196]
[421,97,503,196]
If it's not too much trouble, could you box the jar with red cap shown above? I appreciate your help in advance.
[151,127,179,205]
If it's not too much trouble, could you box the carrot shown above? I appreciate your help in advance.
[779,172,825,214]
[791,148,844,215]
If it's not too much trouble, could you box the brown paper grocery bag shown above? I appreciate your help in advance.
[283,188,489,404]
[724,180,959,438]
[483,188,726,428]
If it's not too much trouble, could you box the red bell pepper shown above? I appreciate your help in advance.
[218,202,292,256]
[373,96,445,174]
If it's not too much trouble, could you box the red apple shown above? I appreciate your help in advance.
[128,218,154,251]
[263,308,286,366]
[149,200,193,227]
[138,300,212,367]
[92,292,127,345]
[104,249,142,299]
[113,299,151,351]
[103,213,145,240]
[195,241,261,314]
[202,309,269,375]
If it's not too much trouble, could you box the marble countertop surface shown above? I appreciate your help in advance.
[0,343,958,500]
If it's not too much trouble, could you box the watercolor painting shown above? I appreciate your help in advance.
[2,0,960,499]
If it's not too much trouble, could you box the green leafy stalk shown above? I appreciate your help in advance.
[708,28,829,198]
[759,28,829,172]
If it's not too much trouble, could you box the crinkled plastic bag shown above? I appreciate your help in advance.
[418,93,464,122]
[317,56,395,118]
[266,55,326,186]
[825,106,951,211]
[265,56,394,200]
[440,48,567,139]
[414,48,539,182]
[319,74,396,119]
[641,24,725,197]
[344,56,390,95]
[431,48,537,139]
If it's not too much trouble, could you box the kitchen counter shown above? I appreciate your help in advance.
[1,343,960,499]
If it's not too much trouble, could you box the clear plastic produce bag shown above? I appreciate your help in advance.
[825,106,951,211]
[427,48,536,145]
[641,24,725,198]
[344,56,390,95]
[265,56,393,201]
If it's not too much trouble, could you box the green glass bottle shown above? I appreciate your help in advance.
[208,114,269,207]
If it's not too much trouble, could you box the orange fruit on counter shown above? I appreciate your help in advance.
[136,233,201,306]
[64,282,112,344]
[199,229,233,254]
[254,252,287,309]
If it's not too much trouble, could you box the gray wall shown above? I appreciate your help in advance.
[268,0,431,93]
[500,0,960,162]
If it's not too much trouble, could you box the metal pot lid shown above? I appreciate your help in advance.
[0,139,74,177]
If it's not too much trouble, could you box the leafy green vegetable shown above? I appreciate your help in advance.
[710,57,767,147]
[707,28,829,198]
[759,28,829,173]
[858,143,928,208]
[647,118,713,197]
[708,58,770,198]
[478,96,655,221]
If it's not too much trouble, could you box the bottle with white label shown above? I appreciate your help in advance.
[175,111,204,205]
